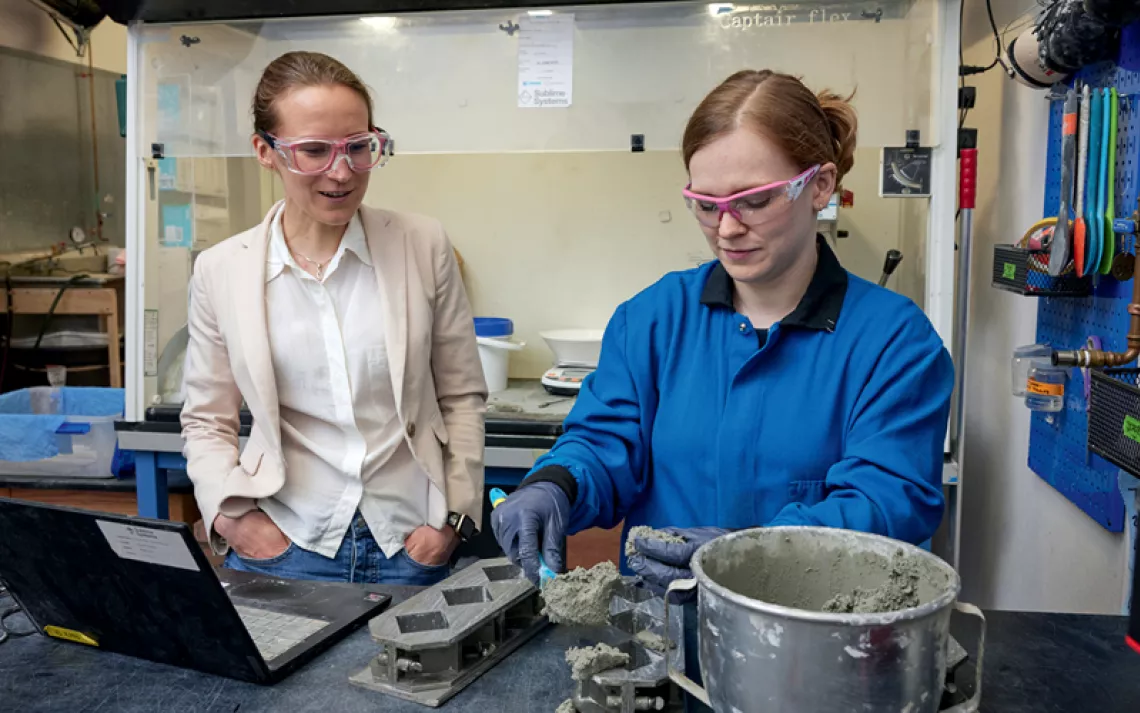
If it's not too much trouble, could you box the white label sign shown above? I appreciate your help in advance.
[517,13,574,108]
[143,309,159,377]
[96,520,200,572]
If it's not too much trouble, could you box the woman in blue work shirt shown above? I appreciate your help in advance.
[491,70,954,592]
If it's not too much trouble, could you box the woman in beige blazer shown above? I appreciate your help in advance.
[180,51,487,585]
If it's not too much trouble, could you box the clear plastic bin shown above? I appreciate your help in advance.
[0,387,125,479]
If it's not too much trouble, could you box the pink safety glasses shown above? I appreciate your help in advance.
[257,127,394,176]
[683,164,821,228]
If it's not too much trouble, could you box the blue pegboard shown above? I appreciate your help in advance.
[1031,23,1140,532]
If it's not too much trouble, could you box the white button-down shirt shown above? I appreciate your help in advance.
[257,206,446,558]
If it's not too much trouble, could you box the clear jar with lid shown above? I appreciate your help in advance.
[1025,360,1066,412]
[1011,344,1051,397]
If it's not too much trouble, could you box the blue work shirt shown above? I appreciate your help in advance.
[527,239,954,561]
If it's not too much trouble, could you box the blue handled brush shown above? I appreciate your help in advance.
[489,487,556,586]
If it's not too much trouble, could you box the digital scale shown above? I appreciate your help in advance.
[541,365,595,396]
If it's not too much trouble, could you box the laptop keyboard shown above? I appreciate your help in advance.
[234,605,330,661]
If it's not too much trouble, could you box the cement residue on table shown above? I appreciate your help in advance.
[541,561,622,627]
[624,526,686,558]
[822,550,923,614]
[554,699,577,713]
[486,380,574,422]
[565,642,630,680]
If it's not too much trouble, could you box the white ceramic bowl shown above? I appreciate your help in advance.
[540,329,605,367]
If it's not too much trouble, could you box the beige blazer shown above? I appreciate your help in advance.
[180,203,487,547]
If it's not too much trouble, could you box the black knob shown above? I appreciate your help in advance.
[878,250,904,287]
[883,249,904,276]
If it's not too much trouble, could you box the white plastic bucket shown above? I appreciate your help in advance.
[473,318,523,393]
[476,337,524,393]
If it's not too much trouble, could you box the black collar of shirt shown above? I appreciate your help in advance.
[699,235,848,332]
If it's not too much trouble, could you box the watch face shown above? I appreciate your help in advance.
[450,514,475,540]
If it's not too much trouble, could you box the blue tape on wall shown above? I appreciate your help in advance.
[1031,23,1140,532]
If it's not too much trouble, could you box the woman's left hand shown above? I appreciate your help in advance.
[627,526,728,595]
[404,524,459,567]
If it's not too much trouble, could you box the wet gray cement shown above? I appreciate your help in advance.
[541,561,622,627]
[821,551,923,613]
[624,526,686,558]
[704,534,951,614]
[565,642,630,680]
[634,629,671,652]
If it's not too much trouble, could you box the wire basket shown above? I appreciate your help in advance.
[1088,369,1140,478]
[991,244,1091,297]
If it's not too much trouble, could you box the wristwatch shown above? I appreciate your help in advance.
[447,512,477,542]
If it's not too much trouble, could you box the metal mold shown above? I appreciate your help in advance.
[610,610,662,639]
[349,557,547,707]
[396,611,449,633]
[442,586,493,606]
[569,579,685,713]
[482,563,522,582]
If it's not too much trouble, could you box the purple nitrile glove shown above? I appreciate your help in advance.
[490,482,570,585]
[627,527,729,596]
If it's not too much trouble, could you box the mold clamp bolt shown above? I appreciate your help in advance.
[606,695,665,711]
[375,652,423,673]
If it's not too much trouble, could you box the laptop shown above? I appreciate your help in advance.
[0,498,391,683]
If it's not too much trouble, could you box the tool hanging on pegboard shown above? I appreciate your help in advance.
[1021,19,1140,533]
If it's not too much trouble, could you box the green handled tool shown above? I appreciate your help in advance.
[1101,87,1119,275]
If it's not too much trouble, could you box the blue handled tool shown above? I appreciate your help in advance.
[489,487,556,586]
[1085,88,1104,276]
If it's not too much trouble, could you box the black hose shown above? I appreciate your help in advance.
[33,274,89,351]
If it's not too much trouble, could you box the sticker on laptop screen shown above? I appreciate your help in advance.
[96,521,200,572]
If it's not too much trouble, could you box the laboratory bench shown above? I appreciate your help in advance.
[115,380,574,520]
[0,472,201,529]
[0,585,1137,713]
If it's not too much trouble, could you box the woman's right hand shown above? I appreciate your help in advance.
[215,510,290,560]
[490,482,570,584]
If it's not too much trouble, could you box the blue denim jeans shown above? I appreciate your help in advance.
[224,513,451,586]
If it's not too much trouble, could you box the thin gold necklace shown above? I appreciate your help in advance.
[286,242,330,281]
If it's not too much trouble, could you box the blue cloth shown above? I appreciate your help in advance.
[0,414,66,463]
[0,387,124,417]
[57,387,125,417]
[530,258,954,569]
[0,387,124,463]
[224,513,452,586]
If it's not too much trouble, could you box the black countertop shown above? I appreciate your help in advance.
[0,471,195,493]
[1,596,1137,713]
[125,380,570,440]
